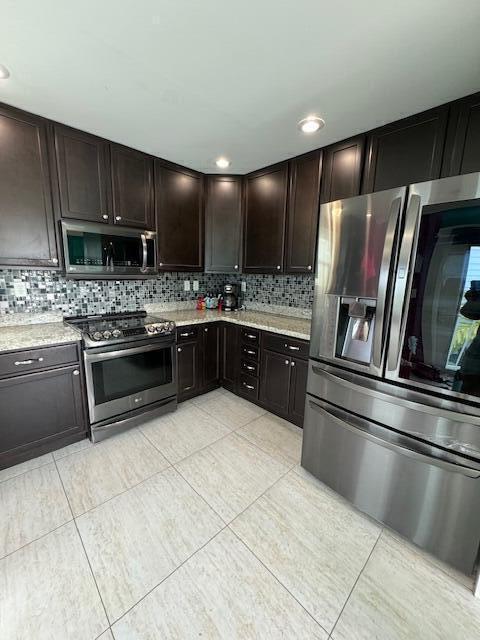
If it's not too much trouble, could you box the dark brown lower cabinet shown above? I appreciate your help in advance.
[260,349,291,415]
[288,358,308,426]
[176,339,201,401]
[220,323,239,392]
[202,324,220,392]
[177,323,221,401]
[0,357,87,470]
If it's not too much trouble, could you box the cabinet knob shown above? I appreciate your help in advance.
[159,262,164,267]
[291,361,295,367]
[50,257,58,264]
[115,216,122,221]
[204,327,208,332]
[285,359,290,365]
[73,370,80,376]
[234,265,238,270]
[102,214,108,220]
[276,265,281,270]
[177,347,182,352]
[307,265,312,270]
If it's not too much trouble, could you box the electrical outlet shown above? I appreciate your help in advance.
[192,280,199,292]
[241,280,247,292]
[183,280,191,292]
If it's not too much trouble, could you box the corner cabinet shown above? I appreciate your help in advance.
[204,175,243,273]
[285,151,322,273]
[0,105,58,267]
[362,105,449,193]
[176,324,220,401]
[155,162,204,271]
[442,92,480,177]
[243,163,288,273]
[50,124,111,224]
[320,135,365,204]
[111,144,154,228]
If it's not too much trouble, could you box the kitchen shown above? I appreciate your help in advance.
[1,2,480,638]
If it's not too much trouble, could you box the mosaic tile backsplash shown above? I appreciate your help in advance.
[0,270,314,316]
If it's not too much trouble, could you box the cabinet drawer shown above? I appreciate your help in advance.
[0,343,79,378]
[241,327,260,345]
[241,344,259,361]
[177,326,199,343]
[238,373,259,400]
[263,333,309,359]
[241,359,259,377]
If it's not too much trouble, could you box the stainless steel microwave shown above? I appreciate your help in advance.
[61,220,157,277]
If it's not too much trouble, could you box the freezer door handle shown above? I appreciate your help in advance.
[308,398,480,478]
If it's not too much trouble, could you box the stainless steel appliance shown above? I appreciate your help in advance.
[65,311,176,441]
[223,283,239,311]
[61,220,157,277]
[302,173,480,577]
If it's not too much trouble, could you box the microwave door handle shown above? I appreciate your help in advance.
[308,399,480,478]
[140,234,147,273]
[387,193,421,373]
[372,196,402,370]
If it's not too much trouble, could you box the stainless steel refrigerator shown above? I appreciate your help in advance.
[302,172,480,576]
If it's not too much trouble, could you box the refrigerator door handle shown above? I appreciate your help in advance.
[308,398,480,478]
[387,193,422,373]
[372,196,402,369]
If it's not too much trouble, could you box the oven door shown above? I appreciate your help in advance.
[84,340,176,424]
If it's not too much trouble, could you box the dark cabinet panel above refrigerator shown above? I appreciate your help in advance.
[442,92,480,177]
[320,136,365,204]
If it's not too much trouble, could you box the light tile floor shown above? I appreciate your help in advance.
[1,389,479,639]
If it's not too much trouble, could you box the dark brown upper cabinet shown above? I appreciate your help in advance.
[0,105,58,267]
[111,144,154,228]
[155,161,204,271]
[51,124,111,224]
[285,151,322,273]
[362,105,449,193]
[320,135,365,204]
[243,163,288,273]
[204,175,243,273]
[442,92,480,177]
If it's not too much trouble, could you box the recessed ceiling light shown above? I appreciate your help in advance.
[215,157,231,169]
[298,116,325,134]
[0,64,10,80]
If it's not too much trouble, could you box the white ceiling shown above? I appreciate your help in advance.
[1,0,479,174]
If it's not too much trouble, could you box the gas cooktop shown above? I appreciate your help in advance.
[64,311,175,348]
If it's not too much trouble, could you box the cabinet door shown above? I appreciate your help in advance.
[288,358,308,427]
[442,92,480,177]
[201,324,220,391]
[52,125,111,223]
[362,106,449,193]
[220,323,239,392]
[177,341,200,401]
[259,349,291,415]
[155,162,204,271]
[0,365,85,462]
[111,144,154,228]
[0,105,57,267]
[243,163,288,273]
[320,136,365,204]
[205,175,243,273]
[285,151,322,273]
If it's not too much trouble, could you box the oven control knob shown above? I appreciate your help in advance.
[102,330,112,340]
[92,331,103,341]
[147,325,156,333]
[112,329,122,338]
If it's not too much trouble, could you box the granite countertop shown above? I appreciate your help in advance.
[0,322,80,354]
[157,308,312,340]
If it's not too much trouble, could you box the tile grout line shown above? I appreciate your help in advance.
[52,456,113,631]
[328,526,384,639]
[227,526,330,638]
[0,516,74,563]
[0,455,54,486]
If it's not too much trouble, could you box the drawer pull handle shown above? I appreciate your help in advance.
[243,382,255,390]
[14,357,44,366]
[284,344,300,351]
[246,334,257,339]
[180,332,194,337]
[246,365,255,371]
[245,349,255,355]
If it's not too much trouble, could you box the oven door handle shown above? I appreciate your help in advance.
[308,398,480,478]
[84,341,173,363]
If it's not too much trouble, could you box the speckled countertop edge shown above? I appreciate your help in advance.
[0,322,80,354]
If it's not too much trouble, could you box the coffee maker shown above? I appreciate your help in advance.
[223,284,239,311]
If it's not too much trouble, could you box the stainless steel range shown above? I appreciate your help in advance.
[65,311,177,442]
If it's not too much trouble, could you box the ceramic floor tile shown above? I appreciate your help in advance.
[231,469,381,633]
[0,452,53,483]
[0,462,71,558]
[176,432,288,522]
[0,521,108,640]
[190,387,228,407]
[77,467,224,622]
[237,412,303,465]
[112,529,327,640]
[53,436,93,460]
[192,389,266,429]
[140,403,230,463]
[57,429,170,516]
[332,530,480,640]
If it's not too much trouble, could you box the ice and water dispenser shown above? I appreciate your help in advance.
[336,299,376,365]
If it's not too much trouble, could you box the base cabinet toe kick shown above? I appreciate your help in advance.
[302,360,480,578]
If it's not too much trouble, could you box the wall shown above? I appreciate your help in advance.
[0,269,314,316]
